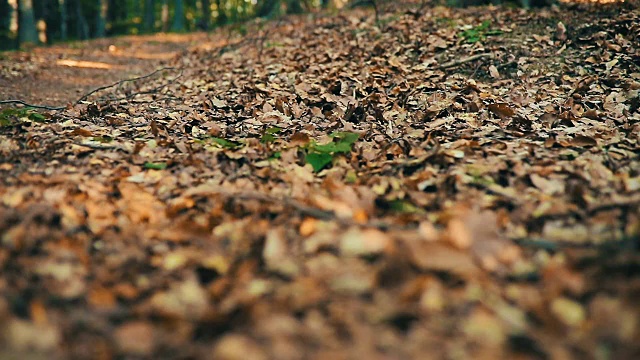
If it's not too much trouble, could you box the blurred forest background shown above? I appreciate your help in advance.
[1,0,558,51]
[2,0,337,50]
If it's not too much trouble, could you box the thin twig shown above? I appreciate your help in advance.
[0,99,66,111]
[0,67,178,111]
[103,70,183,103]
[76,67,177,104]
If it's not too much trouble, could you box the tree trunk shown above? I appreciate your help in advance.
[0,0,14,49]
[256,0,279,18]
[18,0,39,44]
[286,0,302,14]
[199,0,210,29]
[171,0,185,31]
[95,0,108,37]
[161,0,169,31]
[214,0,226,25]
[143,0,155,32]
[59,0,67,40]
[75,0,89,39]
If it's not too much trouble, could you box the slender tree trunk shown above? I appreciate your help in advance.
[59,0,67,40]
[199,0,210,29]
[286,0,302,14]
[143,0,155,32]
[215,0,226,25]
[0,0,12,49]
[18,0,39,44]
[161,0,169,31]
[256,0,279,18]
[95,0,108,37]
[171,0,185,31]
[75,0,89,39]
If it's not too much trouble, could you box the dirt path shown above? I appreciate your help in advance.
[0,33,211,107]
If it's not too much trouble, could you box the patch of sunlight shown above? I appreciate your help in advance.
[55,59,123,70]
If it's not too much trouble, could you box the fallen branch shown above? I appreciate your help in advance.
[0,66,179,111]
[101,69,183,103]
[439,53,493,69]
[0,99,66,111]
[76,66,177,104]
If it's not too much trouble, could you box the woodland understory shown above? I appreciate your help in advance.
[0,1,639,359]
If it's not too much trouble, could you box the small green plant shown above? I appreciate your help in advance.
[0,108,45,127]
[260,127,282,143]
[264,41,285,49]
[144,162,167,170]
[436,17,456,27]
[459,20,502,43]
[304,131,359,172]
[388,199,425,214]
[92,136,113,143]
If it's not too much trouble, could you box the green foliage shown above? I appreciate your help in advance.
[459,20,502,43]
[270,151,282,159]
[387,199,425,214]
[304,131,359,172]
[209,136,243,149]
[264,41,285,49]
[92,136,113,143]
[144,162,168,170]
[0,108,45,127]
[260,127,282,143]
[436,17,456,27]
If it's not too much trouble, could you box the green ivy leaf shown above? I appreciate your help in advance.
[261,133,276,143]
[309,131,359,154]
[266,126,282,134]
[304,132,359,172]
[331,131,359,145]
[28,112,45,122]
[0,108,45,126]
[306,152,333,172]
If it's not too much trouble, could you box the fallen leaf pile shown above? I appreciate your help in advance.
[1,2,639,359]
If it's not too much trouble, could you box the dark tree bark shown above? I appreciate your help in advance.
[18,0,39,44]
[198,0,210,29]
[214,0,226,25]
[143,0,155,32]
[171,0,185,31]
[59,0,67,40]
[256,0,279,18]
[0,0,15,49]
[95,0,108,37]
[286,0,302,14]
[74,0,89,39]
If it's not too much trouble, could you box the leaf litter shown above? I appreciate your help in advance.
[1,2,639,359]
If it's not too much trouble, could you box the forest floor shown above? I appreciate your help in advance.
[1,2,639,359]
